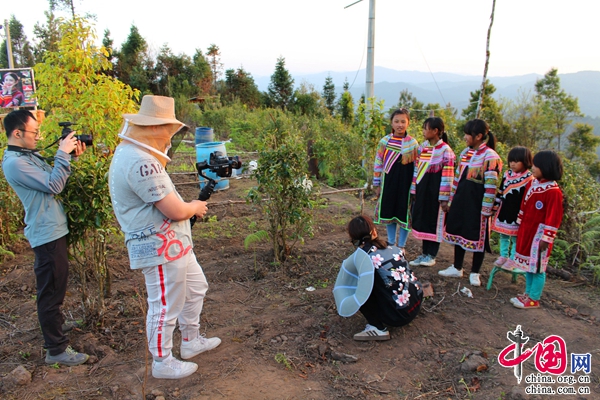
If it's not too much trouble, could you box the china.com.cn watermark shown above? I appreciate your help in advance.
[498,325,592,395]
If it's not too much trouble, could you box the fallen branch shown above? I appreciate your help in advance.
[452,283,461,297]
[547,266,572,281]
[365,385,391,394]
[422,296,445,313]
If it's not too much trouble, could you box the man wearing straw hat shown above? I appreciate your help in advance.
[109,95,221,379]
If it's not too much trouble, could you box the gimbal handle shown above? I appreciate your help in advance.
[190,170,217,228]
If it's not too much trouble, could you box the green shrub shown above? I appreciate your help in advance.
[247,116,315,264]
[553,158,600,273]
[0,149,25,259]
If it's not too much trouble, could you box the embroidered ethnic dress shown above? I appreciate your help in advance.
[491,169,534,236]
[410,140,455,242]
[0,90,24,107]
[443,144,502,252]
[373,134,418,228]
[514,179,564,273]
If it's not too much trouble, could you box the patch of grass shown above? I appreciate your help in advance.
[274,353,293,370]
[308,279,329,289]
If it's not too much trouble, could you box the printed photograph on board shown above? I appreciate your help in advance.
[1,68,37,109]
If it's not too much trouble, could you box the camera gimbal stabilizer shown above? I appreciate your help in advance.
[190,151,242,227]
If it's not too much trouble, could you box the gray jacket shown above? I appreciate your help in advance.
[2,149,71,248]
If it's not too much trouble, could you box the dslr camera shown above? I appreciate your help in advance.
[59,122,93,146]
[195,151,242,201]
[190,151,242,227]
[196,151,242,181]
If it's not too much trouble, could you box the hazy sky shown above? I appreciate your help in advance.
[3,0,598,79]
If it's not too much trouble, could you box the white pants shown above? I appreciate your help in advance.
[142,251,208,360]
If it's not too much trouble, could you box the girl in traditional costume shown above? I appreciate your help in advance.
[409,117,455,267]
[439,119,502,286]
[491,146,534,270]
[510,150,564,309]
[373,108,418,250]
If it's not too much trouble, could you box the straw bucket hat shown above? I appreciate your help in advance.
[333,248,375,317]
[122,95,184,126]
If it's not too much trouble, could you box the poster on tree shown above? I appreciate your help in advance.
[1,68,37,109]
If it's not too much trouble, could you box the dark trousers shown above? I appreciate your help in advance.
[453,245,485,273]
[422,240,440,258]
[33,236,69,356]
[359,294,387,330]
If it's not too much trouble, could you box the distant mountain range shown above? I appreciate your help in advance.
[255,68,600,119]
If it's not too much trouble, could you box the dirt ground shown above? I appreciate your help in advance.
[1,170,599,400]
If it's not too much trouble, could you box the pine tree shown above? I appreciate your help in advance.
[49,0,76,18]
[535,68,582,151]
[206,44,223,92]
[462,80,510,143]
[101,29,116,77]
[115,25,152,93]
[322,75,336,115]
[566,123,600,167]
[268,57,295,110]
[0,16,35,68]
[397,89,427,121]
[336,78,354,125]
[33,11,61,63]
[192,49,213,95]
[223,67,261,108]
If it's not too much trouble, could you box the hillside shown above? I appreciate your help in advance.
[256,68,600,119]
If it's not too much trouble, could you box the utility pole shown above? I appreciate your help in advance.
[2,19,15,68]
[365,0,375,101]
[345,0,376,101]
[345,0,377,183]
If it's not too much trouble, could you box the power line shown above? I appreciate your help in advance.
[415,40,447,106]
[348,23,367,91]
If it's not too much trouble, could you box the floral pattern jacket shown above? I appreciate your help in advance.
[364,245,423,309]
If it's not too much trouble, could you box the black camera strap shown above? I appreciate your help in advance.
[6,145,54,162]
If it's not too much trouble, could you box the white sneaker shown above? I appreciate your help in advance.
[438,265,463,278]
[409,255,426,267]
[180,335,221,360]
[469,273,481,286]
[152,354,198,379]
[353,324,390,341]
[420,255,437,267]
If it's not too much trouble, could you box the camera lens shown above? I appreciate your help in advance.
[76,134,93,146]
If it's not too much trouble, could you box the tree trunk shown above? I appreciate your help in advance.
[476,0,497,119]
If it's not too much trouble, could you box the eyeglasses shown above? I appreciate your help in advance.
[21,129,41,137]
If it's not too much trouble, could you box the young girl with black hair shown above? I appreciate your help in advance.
[439,119,502,286]
[344,215,423,340]
[373,108,419,251]
[409,117,456,267]
[510,150,564,309]
[491,146,534,270]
